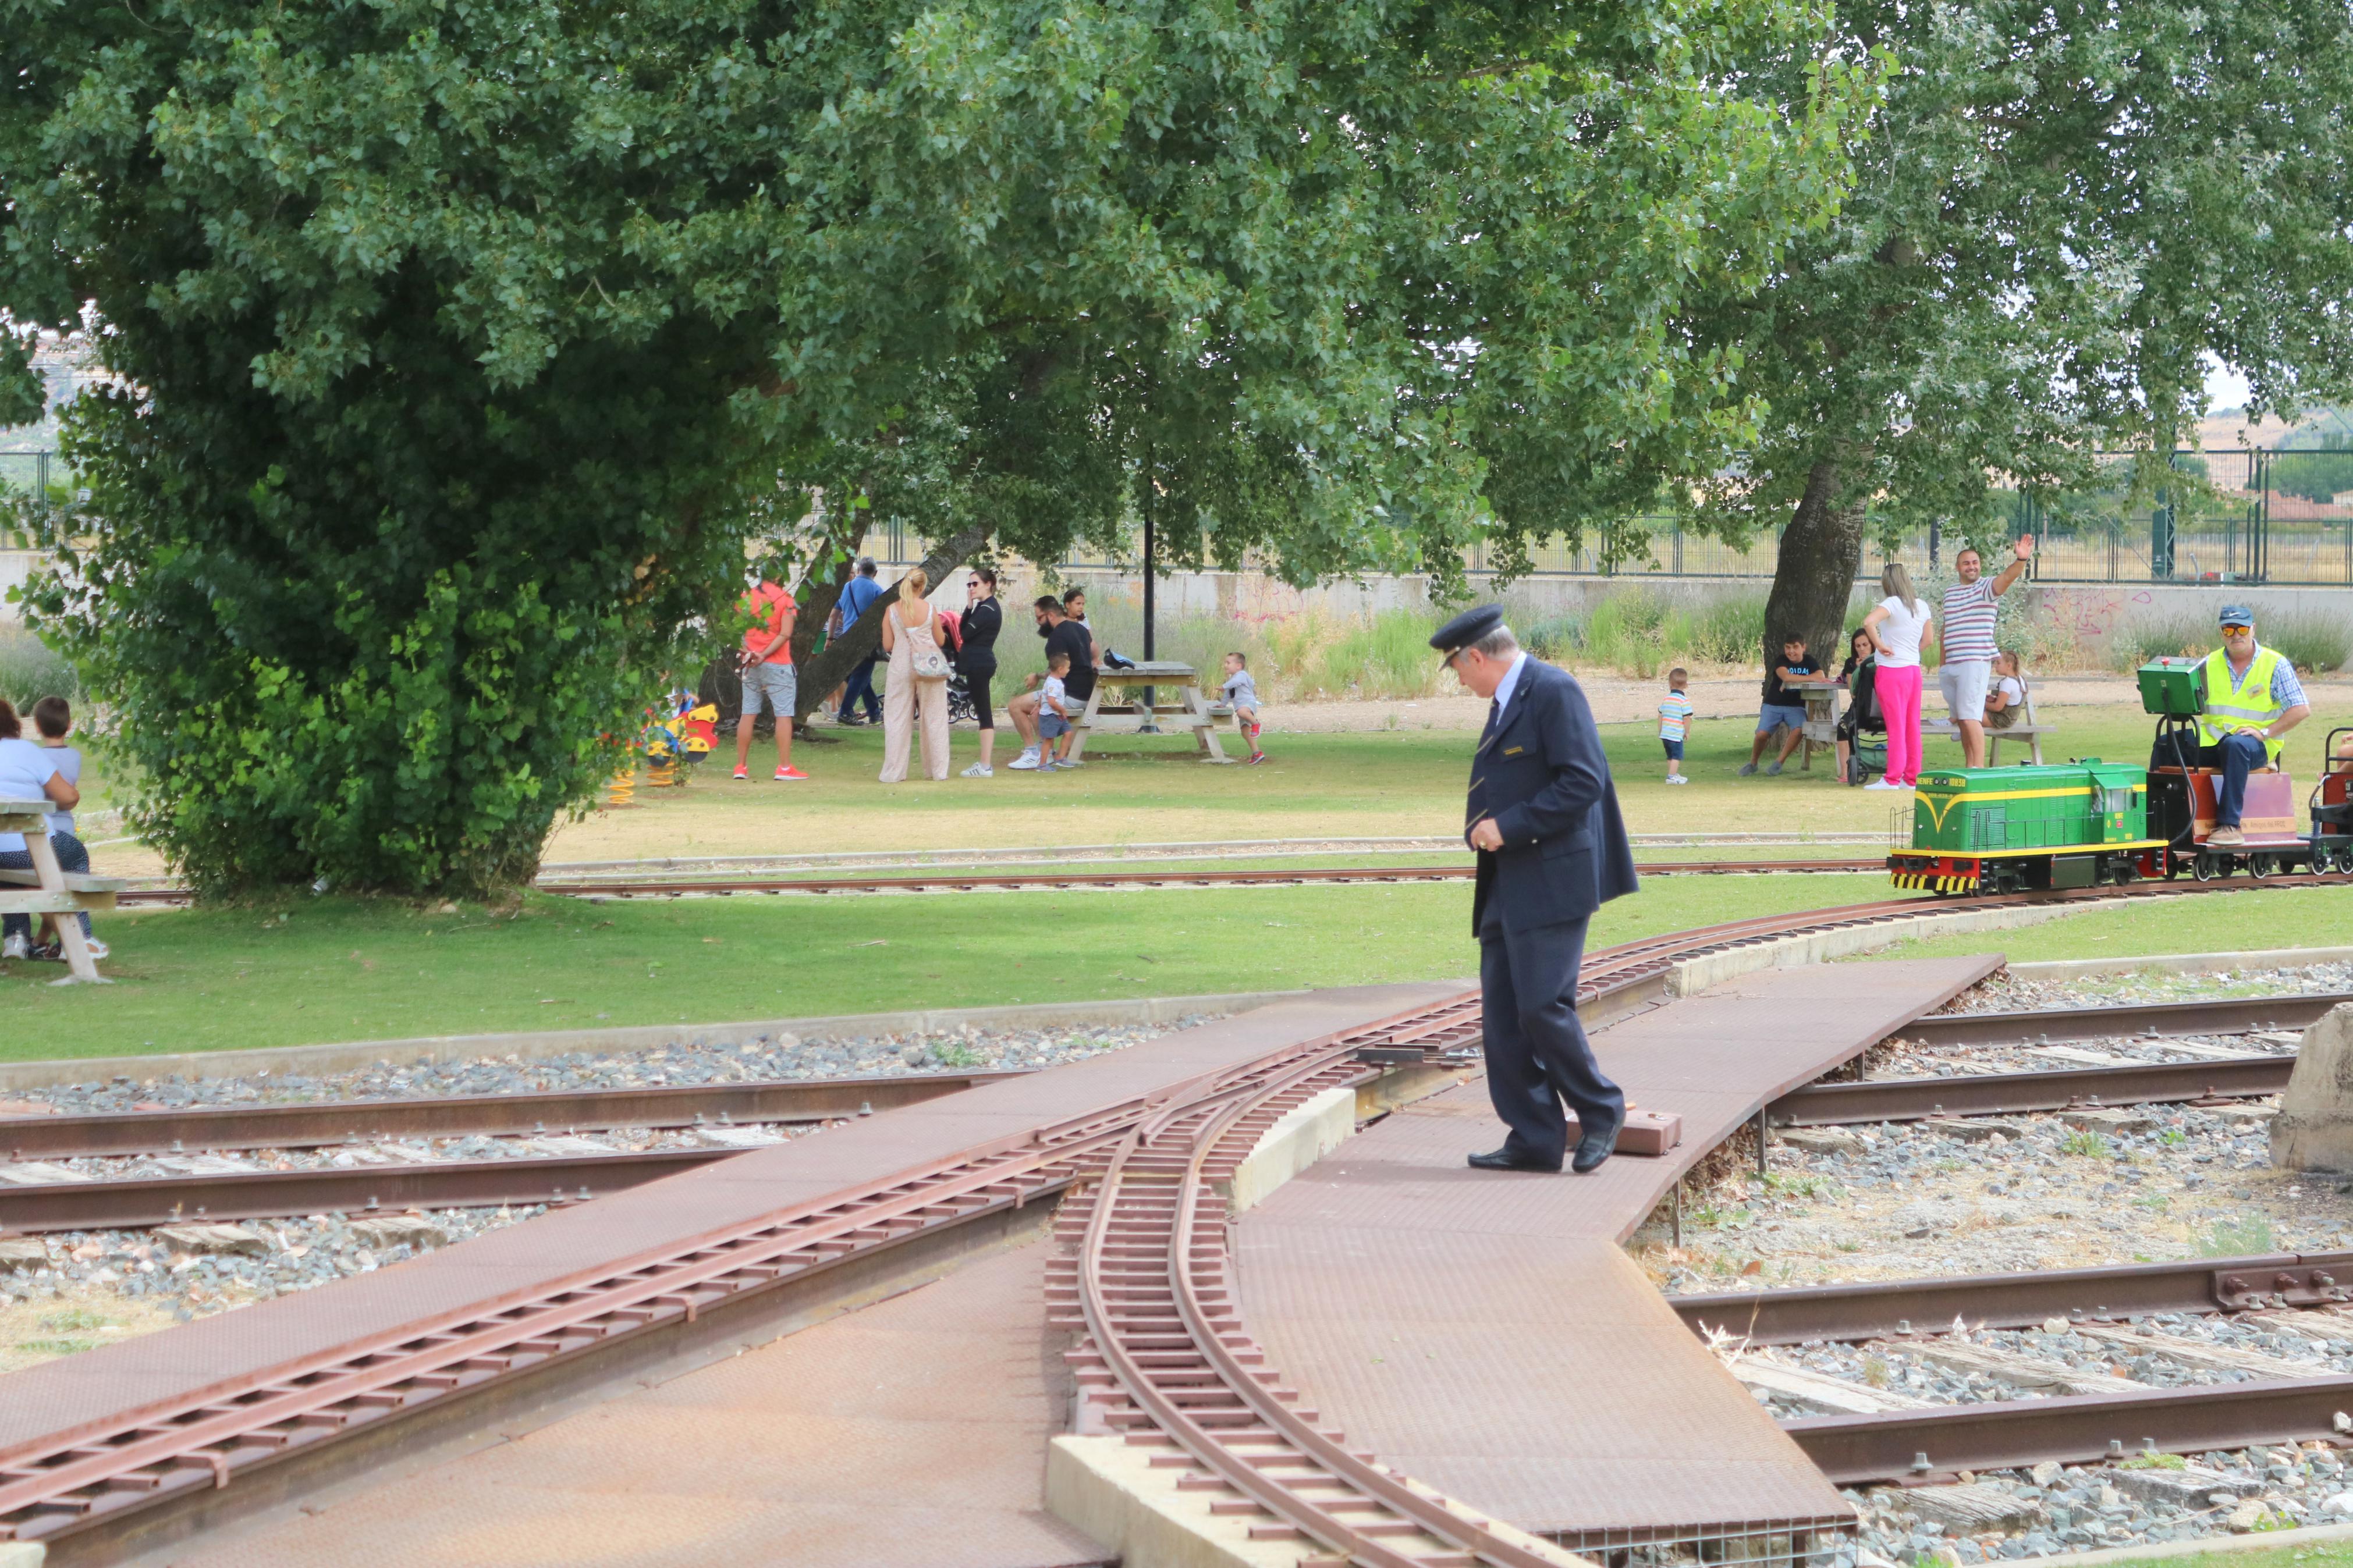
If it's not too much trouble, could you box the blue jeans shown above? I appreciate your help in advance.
[837,657,881,721]
[2,830,93,941]
[2199,734,2270,827]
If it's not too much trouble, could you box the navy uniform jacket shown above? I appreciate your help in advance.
[1467,657,1639,937]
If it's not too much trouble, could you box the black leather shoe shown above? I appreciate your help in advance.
[1570,1114,1624,1174]
[1467,1147,1562,1174]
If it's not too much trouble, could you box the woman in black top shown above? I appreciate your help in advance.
[1834,627,1884,786]
[958,567,1003,776]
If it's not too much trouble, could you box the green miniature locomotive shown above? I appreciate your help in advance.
[1887,762,2167,894]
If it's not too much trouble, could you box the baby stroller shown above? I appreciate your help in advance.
[947,670,977,726]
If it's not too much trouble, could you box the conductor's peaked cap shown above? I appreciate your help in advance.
[1429,604,1507,655]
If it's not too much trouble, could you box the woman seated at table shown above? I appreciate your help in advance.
[1833,628,1884,788]
[0,697,103,962]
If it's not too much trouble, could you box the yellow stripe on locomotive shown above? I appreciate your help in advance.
[1889,760,2157,894]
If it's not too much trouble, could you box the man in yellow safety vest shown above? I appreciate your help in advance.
[2197,605,2311,847]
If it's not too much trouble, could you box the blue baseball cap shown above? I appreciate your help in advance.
[2218,605,2254,627]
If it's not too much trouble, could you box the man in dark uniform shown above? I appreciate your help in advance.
[1433,605,1641,1173]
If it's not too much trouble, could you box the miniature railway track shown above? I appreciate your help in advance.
[4,874,2347,1551]
[112,856,1887,905]
[1677,1254,2353,1484]
[0,1146,740,1233]
[0,1069,1013,1161]
[1769,1055,2294,1125]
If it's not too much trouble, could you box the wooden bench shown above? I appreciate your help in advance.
[1923,681,2053,766]
[0,799,117,983]
[1065,663,1237,764]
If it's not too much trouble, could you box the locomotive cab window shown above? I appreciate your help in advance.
[2100,787,2135,815]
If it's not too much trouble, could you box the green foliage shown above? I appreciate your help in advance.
[2271,438,2353,504]
[1659,0,2353,661]
[2199,1213,2277,1257]
[0,624,77,710]
[0,0,1866,893]
[2111,609,2351,674]
[2058,1129,2111,1158]
[1518,590,1770,675]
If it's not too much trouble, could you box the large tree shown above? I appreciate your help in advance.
[2,0,1862,894]
[1663,0,2353,662]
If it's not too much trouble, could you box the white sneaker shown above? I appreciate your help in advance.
[961,762,993,778]
[1,933,25,961]
[1666,775,1688,785]
[1008,749,1041,771]
[81,937,109,959]
[1864,778,1904,791]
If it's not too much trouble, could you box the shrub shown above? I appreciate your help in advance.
[0,623,78,710]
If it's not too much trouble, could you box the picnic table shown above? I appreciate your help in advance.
[1064,662,1237,765]
[0,797,122,984]
[1780,674,1849,773]
[1922,678,2052,765]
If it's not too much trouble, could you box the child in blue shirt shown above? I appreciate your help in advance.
[1657,669,1694,785]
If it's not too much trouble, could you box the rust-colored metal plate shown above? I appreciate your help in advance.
[0,983,1469,1466]
[1235,955,2000,1536]
[151,1243,1111,1568]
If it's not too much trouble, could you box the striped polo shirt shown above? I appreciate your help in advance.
[1657,692,1694,741]
[1940,578,1998,663]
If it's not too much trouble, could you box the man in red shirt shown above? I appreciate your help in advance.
[734,561,809,781]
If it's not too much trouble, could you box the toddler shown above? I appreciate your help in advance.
[1034,652,1076,772]
[1222,652,1265,764]
[1656,669,1693,784]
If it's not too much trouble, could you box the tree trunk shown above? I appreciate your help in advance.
[1762,459,1867,672]
[790,523,996,721]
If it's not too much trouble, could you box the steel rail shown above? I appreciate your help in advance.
[1769,1056,2294,1126]
[1674,1251,2353,1346]
[3,876,2339,1544]
[1890,992,2353,1050]
[1070,1039,1581,1566]
[0,1069,1015,1161]
[109,857,1890,906]
[0,1147,741,1233]
[0,993,1468,1545]
[1783,1375,2353,1486]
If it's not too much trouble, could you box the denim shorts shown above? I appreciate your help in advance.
[1756,702,1807,733]
[1661,739,1684,760]
[740,661,797,718]
[1038,713,1070,739]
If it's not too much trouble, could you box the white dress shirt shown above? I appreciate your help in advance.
[1490,652,1531,717]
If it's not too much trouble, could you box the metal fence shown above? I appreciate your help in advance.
[850,447,2351,586]
[9,445,2348,585]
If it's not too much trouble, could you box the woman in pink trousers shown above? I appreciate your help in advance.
[1861,563,1931,790]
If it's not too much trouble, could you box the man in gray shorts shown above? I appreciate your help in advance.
[1937,536,2033,768]
[734,559,810,781]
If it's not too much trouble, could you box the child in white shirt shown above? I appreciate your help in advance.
[1221,652,1265,764]
[1034,654,1075,772]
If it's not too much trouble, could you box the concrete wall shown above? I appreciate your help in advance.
[1046,564,2353,650]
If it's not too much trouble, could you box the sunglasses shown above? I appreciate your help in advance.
[2221,623,2253,633]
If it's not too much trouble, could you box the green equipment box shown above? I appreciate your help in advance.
[2138,657,2205,716]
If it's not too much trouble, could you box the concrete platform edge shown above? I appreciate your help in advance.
[0,989,1327,1091]
[0,1542,43,1568]
[1673,899,2124,995]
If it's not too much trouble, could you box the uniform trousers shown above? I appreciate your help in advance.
[1478,912,1624,1167]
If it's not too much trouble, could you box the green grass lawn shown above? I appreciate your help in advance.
[1864,881,2353,967]
[0,873,1903,1062]
[2085,1545,2353,1568]
[65,687,2353,877]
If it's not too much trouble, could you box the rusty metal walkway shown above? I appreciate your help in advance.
[135,1242,1109,1568]
[1234,955,2000,1545]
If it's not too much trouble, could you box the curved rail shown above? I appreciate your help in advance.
[3,874,2345,1548]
